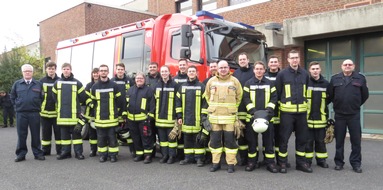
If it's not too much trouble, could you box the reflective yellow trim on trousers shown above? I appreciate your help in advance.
[296,151,305,157]
[316,152,328,158]
[177,144,184,149]
[274,147,279,152]
[194,148,205,154]
[127,139,133,144]
[144,149,153,154]
[306,152,314,158]
[55,140,62,145]
[89,139,97,144]
[61,140,72,145]
[248,152,257,158]
[184,149,194,154]
[72,139,83,144]
[265,153,275,158]
[160,142,169,147]
[210,147,223,153]
[238,145,248,151]
[224,147,238,154]
[109,146,119,153]
[278,151,288,158]
[41,140,51,146]
[169,142,178,148]
[136,151,144,155]
[98,147,108,152]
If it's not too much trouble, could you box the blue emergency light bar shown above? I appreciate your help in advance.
[196,10,223,19]
[237,22,255,30]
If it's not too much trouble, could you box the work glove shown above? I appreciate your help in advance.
[324,119,335,144]
[201,115,212,132]
[73,123,83,134]
[196,129,209,146]
[168,121,181,140]
[233,118,245,139]
[265,107,274,119]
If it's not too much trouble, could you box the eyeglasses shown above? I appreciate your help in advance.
[22,70,32,73]
[342,64,354,66]
[289,57,299,59]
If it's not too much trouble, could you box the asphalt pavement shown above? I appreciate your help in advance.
[1,126,382,190]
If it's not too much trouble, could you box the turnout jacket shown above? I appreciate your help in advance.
[175,78,208,133]
[126,84,155,121]
[327,71,369,115]
[40,74,60,118]
[151,77,179,127]
[275,66,309,113]
[307,75,329,128]
[83,81,96,120]
[233,65,254,120]
[52,73,91,126]
[243,76,277,122]
[173,71,188,84]
[91,78,125,128]
[265,68,280,123]
[205,74,242,124]
[146,72,161,89]
[10,79,43,112]
[111,74,133,120]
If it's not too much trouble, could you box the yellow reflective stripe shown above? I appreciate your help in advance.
[182,125,201,133]
[57,119,78,125]
[168,92,174,121]
[184,149,194,154]
[160,141,169,147]
[177,144,184,149]
[98,147,108,152]
[127,113,147,121]
[141,98,147,110]
[144,149,153,154]
[127,139,133,144]
[237,112,247,120]
[72,139,82,144]
[89,139,98,144]
[274,147,279,152]
[248,152,257,158]
[109,91,114,120]
[71,85,77,120]
[224,147,238,154]
[41,85,48,111]
[195,90,201,123]
[265,153,275,158]
[265,85,270,108]
[285,84,291,98]
[194,148,205,154]
[238,145,248,151]
[210,147,223,153]
[296,151,305,157]
[61,140,71,145]
[316,152,328,158]
[55,140,62,145]
[202,128,209,135]
[156,119,175,127]
[278,151,288,158]
[246,103,255,112]
[303,84,306,99]
[109,146,119,153]
[280,103,307,112]
[267,102,275,109]
[168,142,178,148]
[41,140,51,146]
[305,152,314,158]
[136,151,144,155]
[208,102,237,107]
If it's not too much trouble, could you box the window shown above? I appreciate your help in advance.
[122,30,145,76]
[229,0,252,5]
[176,0,193,15]
[199,0,217,11]
[171,29,201,62]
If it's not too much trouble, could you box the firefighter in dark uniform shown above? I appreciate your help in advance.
[146,62,161,88]
[11,64,45,162]
[264,55,284,166]
[176,65,208,167]
[40,61,61,156]
[84,68,99,157]
[111,63,134,156]
[91,64,125,163]
[305,61,330,168]
[53,63,91,160]
[173,59,189,160]
[152,65,179,164]
[275,50,312,173]
[233,52,254,166]
[327,59,369,173]
[127,72,155,164]
[243,61,278,173]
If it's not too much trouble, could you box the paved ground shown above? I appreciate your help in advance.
[1,126,383,190]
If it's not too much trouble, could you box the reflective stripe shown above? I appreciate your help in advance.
[41,140,51,146]
[98,147,108,152]
[55,140,62,145]
[72,139,83,144]
[224,147,238,154]
[160,141,169,147]
[144,149,153,154]
[177,144,184,149]
[136,151,144,155]
[169,142,178,148]
[61,140,71,145]
[194,148,205,154]
[248,152,257,158]
[238,145,248,151]
[141,98,147,110]
[184,149,194,154]
[278,151,288,158]
[210,147,223,153]
[285,84,291,98]
[89,139,97,144]
[296,151,305,157]
[265,153,275,158]
[316,152,328,158]
[305,152,314,158]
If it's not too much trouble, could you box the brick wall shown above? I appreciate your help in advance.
[40,3,155,63]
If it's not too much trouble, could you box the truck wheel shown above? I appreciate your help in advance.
[81,123,90,140]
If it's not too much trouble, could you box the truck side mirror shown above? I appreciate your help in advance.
[181,25,193,47]
[180,48,191,59]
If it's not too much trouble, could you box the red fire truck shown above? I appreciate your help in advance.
[56,10,266,84]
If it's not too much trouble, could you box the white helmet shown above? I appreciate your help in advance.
[252,110,270,133]
[252,118,269,133]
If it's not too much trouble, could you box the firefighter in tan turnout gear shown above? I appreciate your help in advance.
[205,60,242,173]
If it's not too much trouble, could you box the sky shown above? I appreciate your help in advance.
[0,0,131,52]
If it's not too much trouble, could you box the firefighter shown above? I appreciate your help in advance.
[126,72,155,163]
[275,50,312,173]
[327,59,369,173]
[233,52,254,166]
[111,63,134,156]
[84,68,99,157]
[175,65,208,167]
[146,62,161,88]
[203,61,217,85]
[90,64,125,163]
[152,65,179,164]
[53,63,91,160]
[264,55,285,166]
[205,60,242,173]
[243,61,278,173]
[305,61,330,168]
[40,61,61,156]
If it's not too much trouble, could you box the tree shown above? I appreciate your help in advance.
[0,46,44,92]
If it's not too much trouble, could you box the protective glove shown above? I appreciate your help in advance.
[233,118,245,139]
[265,107,274,118]
[201,115,212,132]
[73,123,83,134]
[168,121,180,140]
[324,119,335,144]
[196,129,209,146]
